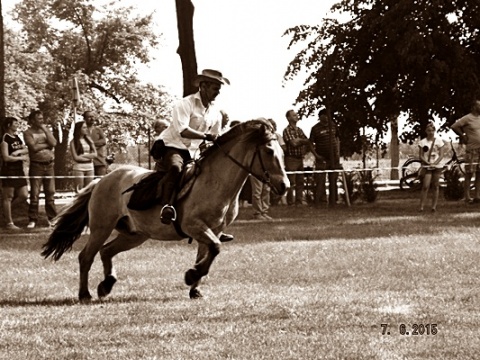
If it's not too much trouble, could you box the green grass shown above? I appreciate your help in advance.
[1,192,480,359]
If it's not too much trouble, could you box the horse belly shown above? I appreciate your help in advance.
[129,208,186,241]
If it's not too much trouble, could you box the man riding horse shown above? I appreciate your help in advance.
[158,69,234,242]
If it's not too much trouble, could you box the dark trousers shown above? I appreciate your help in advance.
[284,156,304,205]
[160,147,191,205]
[28,161,57,222]
[94,165,107,176]
[314,159,338,206]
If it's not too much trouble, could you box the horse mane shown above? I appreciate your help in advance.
[201,119,276,159]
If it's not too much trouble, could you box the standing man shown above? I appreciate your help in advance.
[451,99,480,203]
[153,119,170,140]
[158,69,233,242]
[83,111,107,176]
[310,108,341,206]
[283,110,321,206]
[24,110,57,228]
[151,119,170,171]
[220,110,230,130]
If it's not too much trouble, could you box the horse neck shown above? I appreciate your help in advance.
[202,141,254,197]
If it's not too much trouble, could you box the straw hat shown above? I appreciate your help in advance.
[194,69,230,86]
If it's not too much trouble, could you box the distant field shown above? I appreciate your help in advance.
[1,195,479,359]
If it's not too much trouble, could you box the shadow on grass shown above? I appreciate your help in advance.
[0,294,179,308]
[232,196,480,243]
[3,194,480,247]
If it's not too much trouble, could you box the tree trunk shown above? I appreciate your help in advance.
[0,0,5,121]
[175,0,198,97]
[390,115,399,180]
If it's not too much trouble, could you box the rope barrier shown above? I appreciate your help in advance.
[0,175,101,179]
[0,163,471,179]
[0,158,473,179]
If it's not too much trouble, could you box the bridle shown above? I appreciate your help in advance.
[213,137,276,186]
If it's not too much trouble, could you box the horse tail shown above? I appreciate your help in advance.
[41,179,98,261]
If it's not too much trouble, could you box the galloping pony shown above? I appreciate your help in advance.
[41,119,289,301]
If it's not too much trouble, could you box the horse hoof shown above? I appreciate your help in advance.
[185,269,200,286]
[189,288,202,299]
[97,275,117,298]
[79,291,92,302]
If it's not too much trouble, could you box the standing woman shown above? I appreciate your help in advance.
[419,122,445,212]
[1,117,29,229]
[70,121,97,192]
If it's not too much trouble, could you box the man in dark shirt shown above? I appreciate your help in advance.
[283,110,320,206]
[310,109,341,206]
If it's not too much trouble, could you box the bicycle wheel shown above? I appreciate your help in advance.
[400,173,422,191]
[401,158,422,178]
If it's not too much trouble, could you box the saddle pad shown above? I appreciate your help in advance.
[125,171,165,210]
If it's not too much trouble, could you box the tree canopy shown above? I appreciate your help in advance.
[284,0,480,153]
[6,0,173,185]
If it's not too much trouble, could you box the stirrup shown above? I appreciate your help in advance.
[160,204,177,222]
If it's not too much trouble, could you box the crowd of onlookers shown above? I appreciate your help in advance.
[1,110,107,230]
[4,70,480,231]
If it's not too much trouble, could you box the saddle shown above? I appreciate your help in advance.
[123,160,200,211]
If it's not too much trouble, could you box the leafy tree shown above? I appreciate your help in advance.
[8,0,172,187]
[284,0,480,155]
[4,28,51,121]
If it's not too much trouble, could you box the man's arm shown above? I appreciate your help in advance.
[23,130,50,152]
[284,127,308,148]
[93,128,106,148]
[451,120,468,144]
[41,125,57,148]
[180,127,211,140]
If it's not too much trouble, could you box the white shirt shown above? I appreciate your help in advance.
[161,92,222,157]
[418,137,445,168]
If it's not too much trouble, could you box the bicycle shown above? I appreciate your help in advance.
[399,140,465,190]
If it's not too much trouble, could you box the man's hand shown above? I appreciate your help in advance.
[204,133,218,142]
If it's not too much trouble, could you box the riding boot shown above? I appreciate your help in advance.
[219,233,234,242]
[160,180,177,225]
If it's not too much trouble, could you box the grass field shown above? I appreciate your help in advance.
[1,191,479,359]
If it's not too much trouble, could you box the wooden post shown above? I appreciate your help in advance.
[390,115,400,180]
[342,170,351,207]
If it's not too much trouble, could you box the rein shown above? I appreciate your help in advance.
[212,140,273,185]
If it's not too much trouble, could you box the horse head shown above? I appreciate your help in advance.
[204,119,290,196]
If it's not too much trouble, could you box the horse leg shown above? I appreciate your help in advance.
[185,240,220,299]
[97,231,147,298]
[78,227,114,301]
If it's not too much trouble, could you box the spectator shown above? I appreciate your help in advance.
[282,110,321,206]
[451,99,480,203]
[310,108,341,206]
[23,110,57,228]
[271,118,286,154]
[249,117,275,220]
[220,110,230,130]
[151,119,170,172]
[157,69,234,242]
[418,122,445,212]
[153,119,170,140]
[83,111,107,176]
[267,118,286,207]
[70,121,97,192]
[1,117,29,230]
